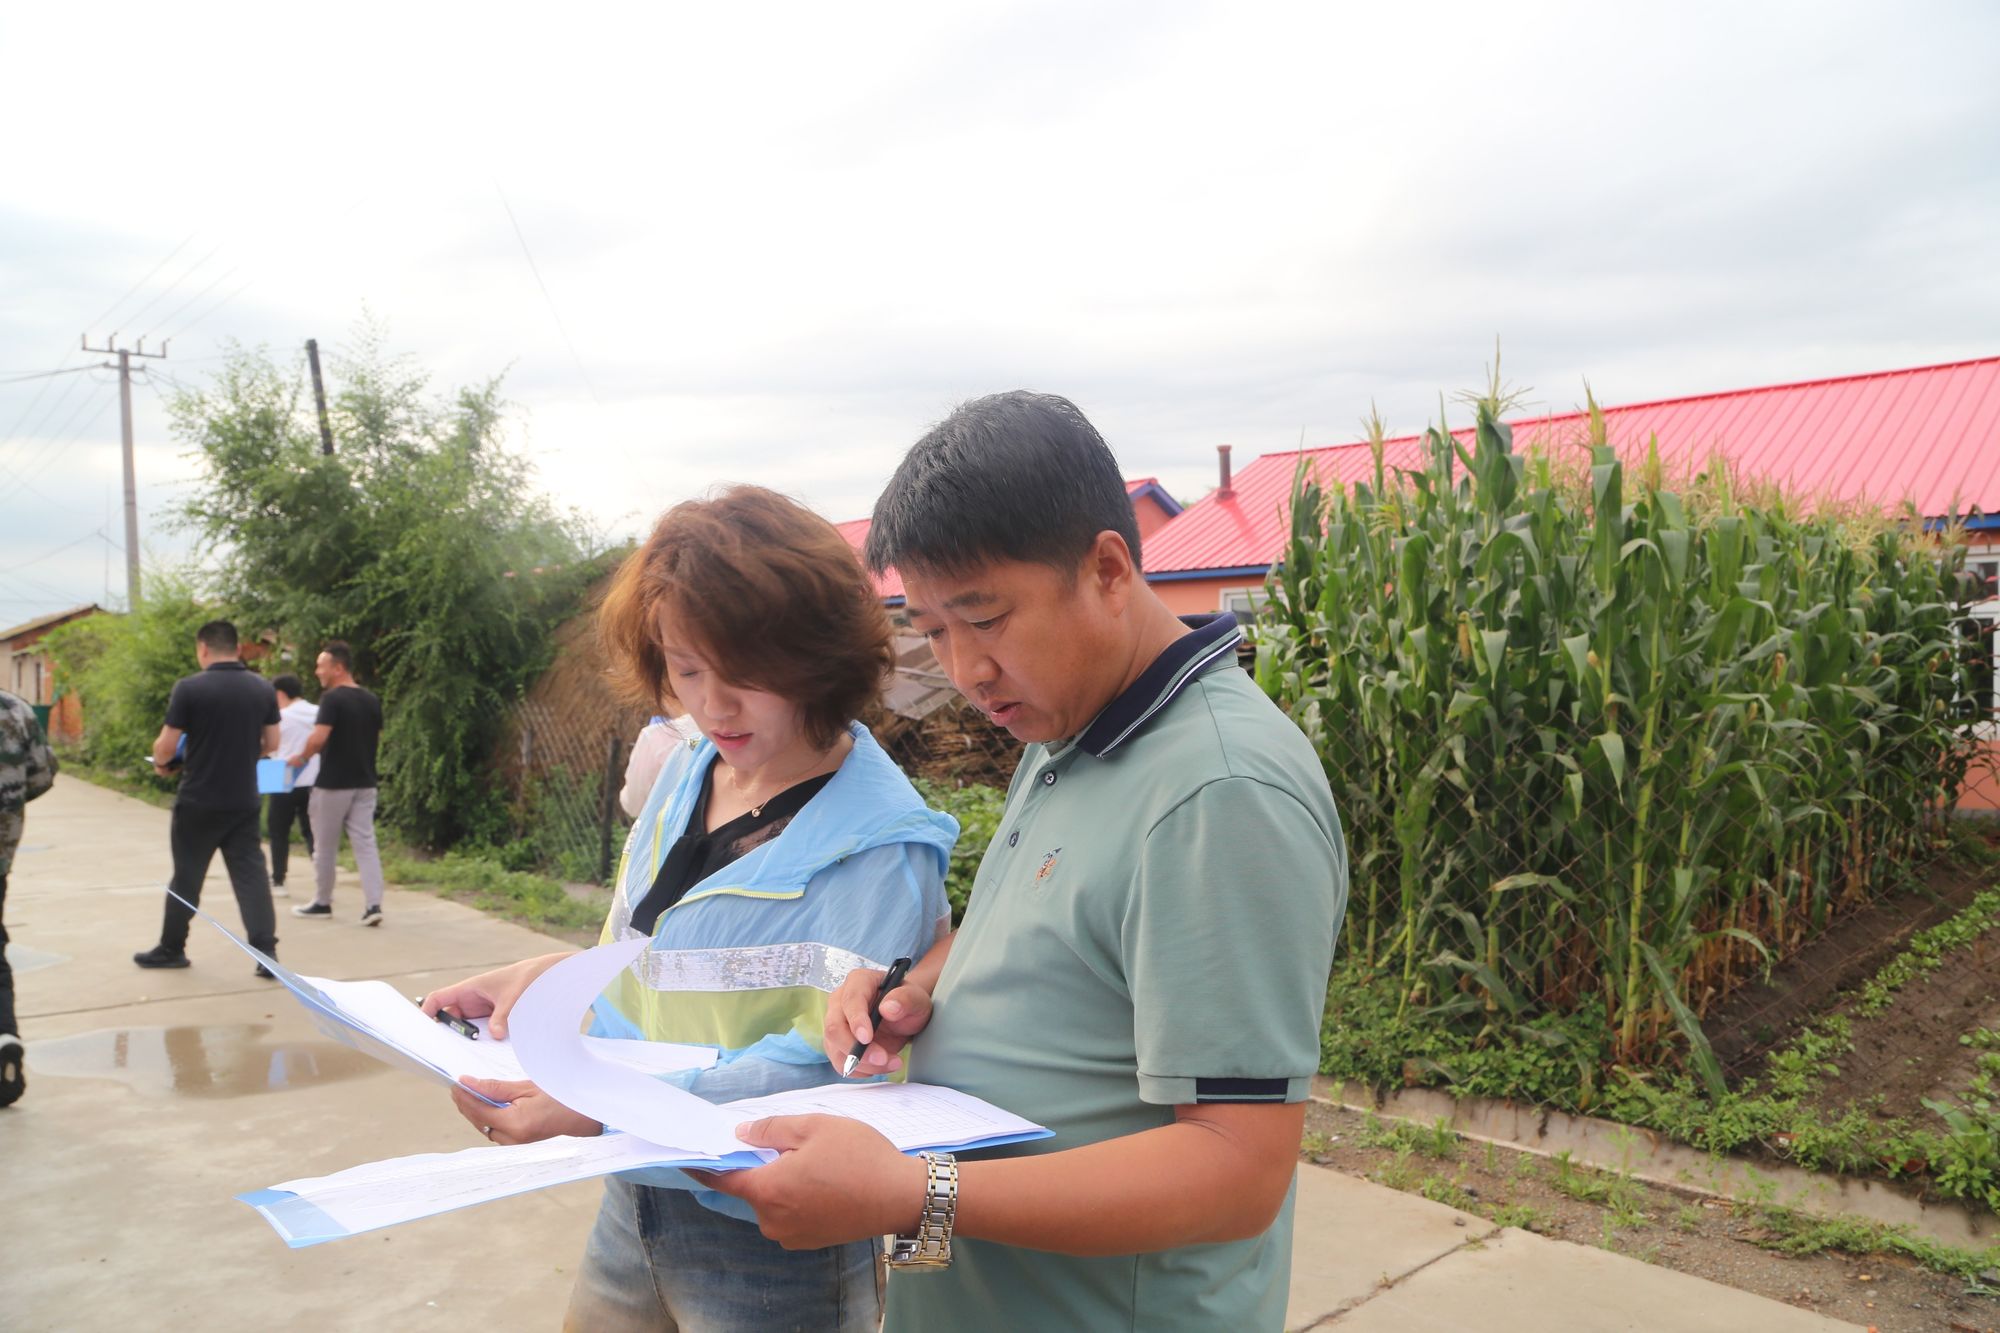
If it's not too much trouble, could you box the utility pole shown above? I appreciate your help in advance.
[305,338,335,455]
[80,333,166,608]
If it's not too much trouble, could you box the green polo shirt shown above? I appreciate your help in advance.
[886,615,1347,1333]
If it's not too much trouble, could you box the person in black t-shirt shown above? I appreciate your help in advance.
[290,639,387,926]
[133,620,283,975]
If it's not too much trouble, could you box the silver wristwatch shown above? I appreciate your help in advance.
[886,1152,958,1270]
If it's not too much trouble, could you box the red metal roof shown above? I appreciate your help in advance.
[1143,356,2000,577]
[835,518,905,602]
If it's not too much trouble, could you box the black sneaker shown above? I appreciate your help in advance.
[132,945,192,969]
[0,1034,23,1108]
[291,902,333,919]
[254,962,276,979]
[360,905,383,928]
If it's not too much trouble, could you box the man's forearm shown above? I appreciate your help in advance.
[909,930,955,992]
[950,1105,1305,1256]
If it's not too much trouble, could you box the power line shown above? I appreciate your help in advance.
[0,365,99,384]
[116,242,224,335]
[3,364,96,464]
[495,183,603,408]
[86,232,197,332]
[0,391,119,507]
[1,233,201,471]
[162,277,254,345]
[0,528,109,577]
[142,265,237,343]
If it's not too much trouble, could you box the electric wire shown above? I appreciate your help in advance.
[142,266,238,343]
[116,242,225,335]
[0,366,99,385]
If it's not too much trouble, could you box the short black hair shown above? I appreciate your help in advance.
[272,673,305,699]
[321,640,354,672]
[196,620,239,653]
[863,391,1140,581]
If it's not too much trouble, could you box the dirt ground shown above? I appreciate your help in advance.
[1708,841,2000,1084]
[1302,1100,2000,1333]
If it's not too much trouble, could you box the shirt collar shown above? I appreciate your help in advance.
[1075,612,1245,758]
[203,660,250,672]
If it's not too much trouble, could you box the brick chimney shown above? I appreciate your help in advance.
[1217,444,1234,498]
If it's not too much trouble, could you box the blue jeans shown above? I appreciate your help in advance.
[564,1175,881,1333]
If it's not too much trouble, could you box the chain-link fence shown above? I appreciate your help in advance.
[486,610,650,884]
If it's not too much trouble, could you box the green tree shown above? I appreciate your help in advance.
[171,323,602,845]
[42,569,234,778]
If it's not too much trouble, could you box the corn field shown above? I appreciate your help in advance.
[1255,393,1983,1086]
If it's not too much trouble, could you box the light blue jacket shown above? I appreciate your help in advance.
[591,722,956,1209]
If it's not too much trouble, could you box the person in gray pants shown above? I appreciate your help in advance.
[289,640,388,926]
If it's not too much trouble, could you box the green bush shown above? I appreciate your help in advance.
[41,569,241,780]
[914,778,1006,922]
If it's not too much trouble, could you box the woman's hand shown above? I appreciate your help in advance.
[451,1076,602,1146]
[420,951,575,1039]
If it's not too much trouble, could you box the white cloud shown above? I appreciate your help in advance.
[2,0,1996,624]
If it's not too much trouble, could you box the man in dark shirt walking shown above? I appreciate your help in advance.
[291,640,387,926]
[134,620,283,975]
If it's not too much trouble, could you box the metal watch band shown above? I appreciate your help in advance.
[886,1152,958,1270]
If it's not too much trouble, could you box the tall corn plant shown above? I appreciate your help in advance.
[1259,390,1978,1089]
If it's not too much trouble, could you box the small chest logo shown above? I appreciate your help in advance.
[1036,848,1063,881]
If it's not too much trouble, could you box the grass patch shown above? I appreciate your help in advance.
[1747,1202,2000,1287]
[379,847,606,935]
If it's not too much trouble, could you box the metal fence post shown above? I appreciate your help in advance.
[597,734,624,884]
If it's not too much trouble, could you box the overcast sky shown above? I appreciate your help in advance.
[3,1,1996,623]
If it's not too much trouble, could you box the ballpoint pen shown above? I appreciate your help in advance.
[842,956,913,1077]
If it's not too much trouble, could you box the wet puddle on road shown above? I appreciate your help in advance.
[26,1024,382,1098]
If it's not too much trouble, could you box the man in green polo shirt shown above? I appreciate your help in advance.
[700,390,1346,1331]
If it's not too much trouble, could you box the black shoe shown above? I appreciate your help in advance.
[0,1034,23,1108]
[133,945,192,969]
[254,962,276,979]
[291,902,333,919]
[360,905,383,928]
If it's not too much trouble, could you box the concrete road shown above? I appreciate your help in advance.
[5,778,601,1333]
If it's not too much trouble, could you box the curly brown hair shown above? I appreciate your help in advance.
[599,486,892,752]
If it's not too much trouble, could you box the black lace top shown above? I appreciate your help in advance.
[628,756,834,934]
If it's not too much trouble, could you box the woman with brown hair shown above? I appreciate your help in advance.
[423,486,957,1331]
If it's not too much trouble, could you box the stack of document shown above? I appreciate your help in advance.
[242,1081,1047,1246]
[179,910,1052,1247]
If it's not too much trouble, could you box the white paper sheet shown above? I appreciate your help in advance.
[303,975,718,1084]
[263,1132,683,1239]
[715,1080,1046,1153]
[507,936,747,1157]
